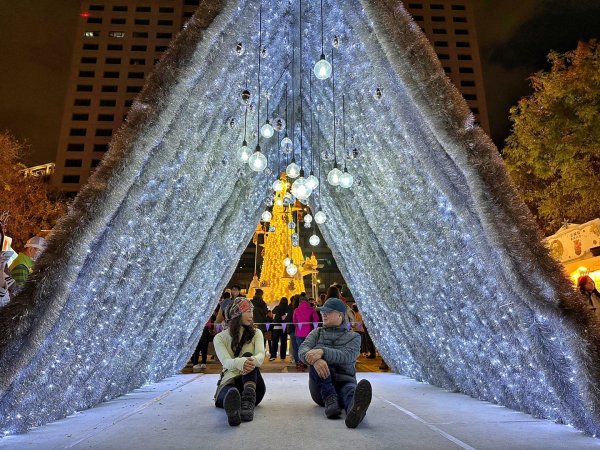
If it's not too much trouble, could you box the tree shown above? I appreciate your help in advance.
[503,40,600,235]
[0,132,67,250]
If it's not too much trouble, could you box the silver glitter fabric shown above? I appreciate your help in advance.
[1,0,599,437]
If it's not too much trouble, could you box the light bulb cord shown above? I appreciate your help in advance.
[342,94,347,171]
[299,0,303,173]
[332,47,337,167]
[256,3,262,149]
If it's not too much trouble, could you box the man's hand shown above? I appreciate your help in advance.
[305,348,324,365]
[313,359,330,379]
[242,357,255,374]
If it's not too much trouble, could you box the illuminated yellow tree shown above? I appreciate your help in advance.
[259,178,305,305]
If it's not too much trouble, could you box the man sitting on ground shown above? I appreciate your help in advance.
[299,297,372,428]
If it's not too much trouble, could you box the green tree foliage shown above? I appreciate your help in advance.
[0,132,67,250]
[504,40,600,235]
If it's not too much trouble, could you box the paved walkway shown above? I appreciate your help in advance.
[1,372,598,449]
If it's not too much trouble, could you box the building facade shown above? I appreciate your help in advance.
[52,0,488,194]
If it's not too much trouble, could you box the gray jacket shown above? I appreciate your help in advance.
[299,324,361,383]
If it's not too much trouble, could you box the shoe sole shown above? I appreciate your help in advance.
[223,390,242,426]
[345,380,372,428]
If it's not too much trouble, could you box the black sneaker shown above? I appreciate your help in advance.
[345,380,372,428]
[324,394,342,419]
[223,389,242,426]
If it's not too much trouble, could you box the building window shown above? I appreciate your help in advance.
[128,72,144,79]
[109,31,125,38]
[434,41,448,47]
[130,58,145,65]
[103,71,120,78]
[463,93,477,100]
[80,56,97,64]
[461,80,476,87]
[78,70,95,78]
[154,58,160,65]
[458,54,472,60]
[71,113,89,121]
[412,15,424,21]
[155,45,168,52]
[432,16,445,22]
[471,107,479,114]
[455,29,469,35]
[437,53,449,60]
[87,17,102,24]
[67,143,85,152]
[443,66,451,73]
[98,114,114,121]
[84,31,100,38]
[94,144,109,152]
[457,41,471,48]
[89,4,104,11]
[126,85,142,93]
[133,31,149,38]
[76,84,93,92]
[70,128,87,136]
[99,99,116,107]
[157,19,173,26]
[112,5,127,12]
[62,175,81,184]
[432,28,447,34]
[111,18,126,25]
[431,4,444,9]
[159,7,175,13]
[459,67,474,74]
[135,18,150,25]
[91,159,102,168]
[65,159,83,168]
[101,85,118,92]
[131,45,147,51]
[105,57,121,64]
[107,44,123,51]
[183,11,194,18]
[136,6,151,12]
[83,43,99,50]
[74,98,91,106]
[124,99,134,107]
[408,3,423,8]
[95,129,113,137]
[453,16,467,23]
[185,0,200,5]
[452,4,466,10]
[156,32,172,39]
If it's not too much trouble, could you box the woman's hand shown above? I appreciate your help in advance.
[242,357,256,374]
[313,359,330,379]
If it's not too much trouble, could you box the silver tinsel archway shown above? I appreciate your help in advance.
[1,0,600,437]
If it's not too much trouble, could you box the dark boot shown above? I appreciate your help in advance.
[223,389,242,426]
[324,394,341,419]
[345,379,372,428]
[240,384,257,422]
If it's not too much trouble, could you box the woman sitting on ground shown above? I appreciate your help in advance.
[213,297,266,426]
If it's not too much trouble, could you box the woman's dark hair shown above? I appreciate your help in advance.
[278,297,289,308]
[228,315,256,356]
[223,292,231,299]
[326,286,340,299]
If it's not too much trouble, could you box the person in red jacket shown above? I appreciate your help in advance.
[293,295,320,371]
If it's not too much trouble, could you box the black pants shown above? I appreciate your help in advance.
[308,364,356,412]
[192,328,212,365]
[270,328,288,359]
[215,354,266,408]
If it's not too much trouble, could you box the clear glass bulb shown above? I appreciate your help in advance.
[327,167,343,186]
[309,234,320,246]
[306,174,319,190]
[283,257,291,267]
[314,210,327,224]
[239,142,252,162]
[339,171,354,188]
[291,177,312,200]
[304,213,313,223]
[314,56,332,80]
[261,210,272,222]
[260,121,274,139]
[281,136,293,154]
[286,161,300,179]
[275,198,283,207]
[272,179,284,192]
[286,263,298,276]
[248,151,267,172]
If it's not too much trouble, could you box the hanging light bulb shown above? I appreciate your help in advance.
[286,263,298,276]
[339,170,354,188]
[275,198,283,206]
[239,140,252,162]
[248,147,268,172]
[309,234,321,246]
[281,136,293,154]
[327,166,342,186]
[261,210,272,222]
[272,179,284,192]
[291,177,312,200]
[283,256,291,267]
[314,210,327,224]
[306,173,319,190]
[260,120,274,139]
[286,161,300,179]
[273,117,286,132]
[304,213,313,223]
[314,54,332,80]
[304,221,311,229]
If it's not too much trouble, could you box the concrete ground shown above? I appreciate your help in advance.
[1,371,599,450]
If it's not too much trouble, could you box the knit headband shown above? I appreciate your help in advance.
[225,297,253,322]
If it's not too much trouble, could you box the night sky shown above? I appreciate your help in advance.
[0,0,598,166]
